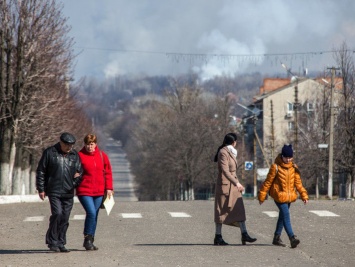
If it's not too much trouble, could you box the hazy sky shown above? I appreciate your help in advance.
[62,0,355,81]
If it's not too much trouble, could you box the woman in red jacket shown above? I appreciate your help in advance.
[77,134,113,250]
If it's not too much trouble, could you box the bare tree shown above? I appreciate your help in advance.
[125,78,236,200]
[332,42,355,198]
[0,0,91,195]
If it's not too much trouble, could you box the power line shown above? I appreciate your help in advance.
[75,46,166,55]
[74,46,355,69]
[74,46,354,57]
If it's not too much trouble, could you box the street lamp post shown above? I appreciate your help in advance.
[237,103,262,198]
[322,67,339,199]
[327,67,336,199]
[281,63,299,160]
[318,143,329,200]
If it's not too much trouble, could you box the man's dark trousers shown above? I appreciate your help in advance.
[46,196,74,247]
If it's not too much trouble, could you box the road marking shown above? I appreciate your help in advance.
[168,212,191,218]
[24,216,45,222]
[263,211,279,217]
[72,215,86,220]
[309,210,339,217]
[121,213,142,218]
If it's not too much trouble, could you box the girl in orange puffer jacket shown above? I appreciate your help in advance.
[258,144,308,248]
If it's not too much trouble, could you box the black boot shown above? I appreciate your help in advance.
[83,235,98,251]
[272,234,286,247]
[214,234,229,246]
[241,232,257,245]
[289,235,300,248]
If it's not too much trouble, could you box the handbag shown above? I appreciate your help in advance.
[99,151,106,209]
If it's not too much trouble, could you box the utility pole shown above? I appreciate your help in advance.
[328,67,337,200]
[241,120,245,181]
[270,100,275,162]
[294,80,299,160]
[253,116,257,197]
[281,63,299,160]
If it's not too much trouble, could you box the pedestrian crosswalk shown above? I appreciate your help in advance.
[23,210,340,222]
[23,216,45,222]
[309,210,339,217]
[262,211,279,218]
[121,213,142,218]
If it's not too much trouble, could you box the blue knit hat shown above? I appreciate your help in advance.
[281,144,293,157]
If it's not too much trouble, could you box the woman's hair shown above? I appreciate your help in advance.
[213,133,237,162]
[83,134,97,144]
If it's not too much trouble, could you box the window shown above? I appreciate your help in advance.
[287,102,294,112]
[288,121,294,131]
[286,102,294,118]
[307,102,314,112]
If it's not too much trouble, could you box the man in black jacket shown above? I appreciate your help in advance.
[36,132,83,252]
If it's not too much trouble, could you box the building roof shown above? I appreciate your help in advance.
[254,76,343,104]
[314,77,343,90]
[259,78,291,95]
[254,78,309,103]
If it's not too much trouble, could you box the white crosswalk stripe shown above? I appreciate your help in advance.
[72,215,86,220]
[263,211,279,217]
[168,212,191,217]
[121,213,142,218]
[309,210,339,217]
[23,216,45,222]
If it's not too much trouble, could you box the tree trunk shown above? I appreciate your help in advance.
[0,127,12,194]
[21,150,31,194]
[12,144,22,195]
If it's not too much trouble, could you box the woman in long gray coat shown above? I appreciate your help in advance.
[213,133,257,246]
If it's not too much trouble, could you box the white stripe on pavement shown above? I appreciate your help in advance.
[263,211,279,217]
[168,212,191,218]
[72,215,86,220]
[309,210,339,217]
[24,216,45,222]
[121,213,142,218]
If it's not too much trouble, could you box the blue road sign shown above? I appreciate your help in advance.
[245,161,253,170]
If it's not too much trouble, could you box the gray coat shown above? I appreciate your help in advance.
[214,147,246,225]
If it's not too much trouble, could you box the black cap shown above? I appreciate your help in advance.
[60,132,76,144]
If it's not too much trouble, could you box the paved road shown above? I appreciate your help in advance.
[104,138,138,202]
[1,199,354,267]
[1,140,354,266]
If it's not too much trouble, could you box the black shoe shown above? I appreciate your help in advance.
[241,232,257,245]
[49,246,60,252]
[290,235,300,248]
[272,234,286,247]
[59,246,70,253]
[214,234,229,246]
[84,234,99,251]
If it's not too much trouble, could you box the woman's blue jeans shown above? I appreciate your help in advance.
[78,196,103,236]
[274,201,294,238]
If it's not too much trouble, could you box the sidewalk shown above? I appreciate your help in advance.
[0,195,81,204]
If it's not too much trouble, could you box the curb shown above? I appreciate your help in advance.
[0,195,80,204]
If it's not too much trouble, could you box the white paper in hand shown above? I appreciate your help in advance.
[103,195,115,216]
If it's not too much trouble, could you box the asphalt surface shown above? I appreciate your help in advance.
[1,140,355,266]
[1,199,355,267]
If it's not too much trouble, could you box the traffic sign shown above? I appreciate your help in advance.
[245,161,253,170]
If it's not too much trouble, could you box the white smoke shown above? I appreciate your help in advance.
[63,0,355,81]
